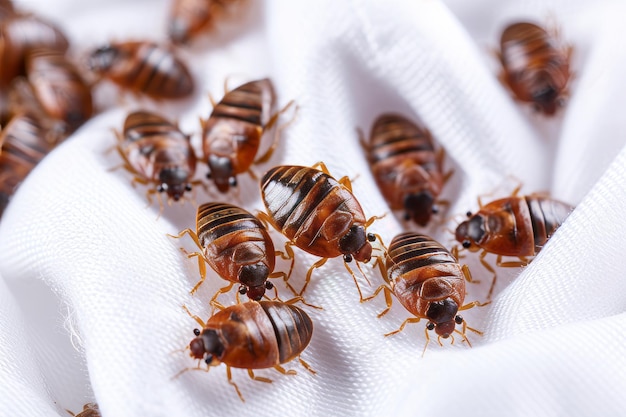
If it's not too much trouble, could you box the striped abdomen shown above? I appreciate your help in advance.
[88,41,194,99]
[197,301,313,369]
[387,233,465,334]
[201,78,275,193]
[525,195,573,253]
[196,202,275,297]
[26,50,93,132]
[0,14,69,86]
[366,113,443,226]
[499,22,571,115]
[0,113,52,216]
[261,165,370,260]
[121,110,196,201]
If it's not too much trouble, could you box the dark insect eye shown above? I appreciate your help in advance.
[367,233,376,242]
[466,211,472,217]
[193,328,200,336]
[462,240,471,248]
[185,184,192,191]
[229,177,237,186]
[426,322,435,330]
[455,315,463,324]
[238,286,246,294]
[204,354,213,364]
[343,254,353,263]
[265,281,274,289]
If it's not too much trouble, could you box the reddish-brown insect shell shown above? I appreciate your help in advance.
[498,22,572,116]
[117,110,197,201]
[167,0,240,44]
[455,194,574,257]
[191,202,278,300]
[189,301,313,369]
[0,113,54,217]
[201,78,275,193]
[386,232,468,338]
[25,49,93,133]
[68,403,100,417]
[0,13,69,87]
[261,164,375,263]
[87,41,194,99]
[363,113,444,226]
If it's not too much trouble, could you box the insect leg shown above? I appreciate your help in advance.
[247,368,273,383]
[254,100,297,164]
[297,355,316,375]
[300,257,328,296]
[495,255,528,268]
[226,365,245,402]
[182,305,206,328]
[384,317,422,337]
[361,284,395,318]
[479,250,498,300]
[272,364,296,376]
[209,282,236,309]
[460,264,480,284]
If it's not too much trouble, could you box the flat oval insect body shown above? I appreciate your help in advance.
[0,113,53,217]
[0,14,69,87]
[386,233,467,338]
[25,49,93,133]
[189,300,313,370]
[67,403,100,417]
[455,193,574,298]
[201,78,275,193]
[88,41,194,99]
[455,194,573,257]
[190,202,279,300]
[261,164,374,262]
[364,113,445,226]
[498,22,571,116]
[117,110,197,201]
[168,0,239,44]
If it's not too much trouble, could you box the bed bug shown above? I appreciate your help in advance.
[66,403,100,417]
[115,110,199,204]
[497,21,572,116]
[201,78,292,193]
[369,232,484,353]
[360,113,449,226]
[259,163,381,299]
[0,13,69,87]
[455,188,574,298]
[170,202,297,302]
[24,49,93,133]
[87,41,194,99]
[167,0,240,44]
[0,113,54,217]
[181,300,315,401]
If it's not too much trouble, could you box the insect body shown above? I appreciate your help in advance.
[116,110,197,203]
[172,202,295,300]
[377,233,483,351]
[67,403,100,417]
[0,13,69,86]
[260,163,379,298]
[201,78,287,193]
[362,113,447,226]
[167,0,239,44]
[88,41,194,99]
[0,113,53,217]
[455,192,574,298]
[498,22,572,116]
[184,300,314,401]
[25,49,93,133]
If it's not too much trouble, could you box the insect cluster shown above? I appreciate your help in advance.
[0,0,579,410]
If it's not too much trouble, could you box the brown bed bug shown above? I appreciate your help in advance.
[497,21,572,116]
[368,232,484,353]
[115,110,199,204]
[259,163,381,299]
[455,187,574,298]
[201,78,292,193]
[181,300,315,401]
[24,49,93,133]
[170,202,297,301]
[87,41,194,99]
[0,13,69,87]
[0,113,54,218]
[167,0,240,44]
[360,113,449,226]
[66,403,100,417]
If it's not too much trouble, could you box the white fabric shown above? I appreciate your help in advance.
[1,0,625,416]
